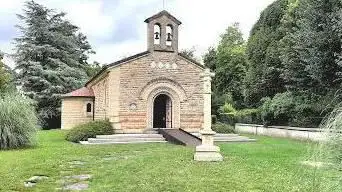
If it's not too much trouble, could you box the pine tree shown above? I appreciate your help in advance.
[14,1,93,128]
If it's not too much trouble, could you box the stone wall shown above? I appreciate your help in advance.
[61,97,94,130]
[115,51,204,133]
[235,123,326,141]
[90,74,109,120]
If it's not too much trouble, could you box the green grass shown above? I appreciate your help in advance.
[0,130,331,192]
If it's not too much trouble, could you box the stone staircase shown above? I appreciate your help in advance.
[80,131,256,145]
[80,134,167,145]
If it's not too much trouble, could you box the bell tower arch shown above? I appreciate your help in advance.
[145,10,181,53]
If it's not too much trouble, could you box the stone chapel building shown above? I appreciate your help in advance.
[61,11,206,133]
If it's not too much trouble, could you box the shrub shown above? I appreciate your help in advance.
[235,108,261,124]
[218,102,261,125]
[65,120,113,143]
[212,122,235,133]
[0,92,38,150]
[260,92,329,127]
[260,92,295,126]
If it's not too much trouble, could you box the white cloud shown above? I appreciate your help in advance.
[0,0,276,67]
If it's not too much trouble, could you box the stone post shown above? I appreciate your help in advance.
[194,69,223,162]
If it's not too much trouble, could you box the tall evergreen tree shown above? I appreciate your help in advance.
[14,1,93,128]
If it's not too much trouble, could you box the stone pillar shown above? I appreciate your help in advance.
[194,69,223,162]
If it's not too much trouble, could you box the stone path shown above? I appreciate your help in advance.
[24,175,49,188]
[24,160,92,191]
[61,174,92,191]
[59,161,92,191]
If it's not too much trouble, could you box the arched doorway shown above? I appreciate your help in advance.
[153,94,172,128]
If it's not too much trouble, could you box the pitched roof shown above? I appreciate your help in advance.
[62,87,94,98]
[144,10,182,25]
[85,51,150,86]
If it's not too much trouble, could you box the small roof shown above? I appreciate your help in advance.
[62,87,94,98]
[144,10,182,25]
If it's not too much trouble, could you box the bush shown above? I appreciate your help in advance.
[65,120,113,143]
[218,102,261,125]
[0,92,38,150]
[212,122,235,133]
[235,108,261,124]
[260,92,329,127]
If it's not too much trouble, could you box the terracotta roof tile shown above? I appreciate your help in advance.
[62,87,94,98]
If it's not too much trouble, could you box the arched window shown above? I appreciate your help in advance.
[166,25,173,46]
[86,103,92,113]
[154,24,161,45]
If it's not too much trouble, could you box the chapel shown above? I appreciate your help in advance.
[61,10,206,133]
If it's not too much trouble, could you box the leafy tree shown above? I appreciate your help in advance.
[215,23,247,108]
[280,0,342,95]
[179,47,199,62]
[244,0,287,106]
[203,47,217,71]
[85,61,102,78]
[14,1,93,128]
[203,23,247,118]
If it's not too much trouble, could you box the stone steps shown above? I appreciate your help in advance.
[83,133,167,145]
[96,134,163,139]
[80,132,256,145]
[80,140,167,145]
[88,137,165,143]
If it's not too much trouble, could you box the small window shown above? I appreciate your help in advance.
[86,103,92,113]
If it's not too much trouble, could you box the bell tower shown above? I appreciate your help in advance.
[145,10,182,53]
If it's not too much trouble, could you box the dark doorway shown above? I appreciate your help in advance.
[153,94,172,128]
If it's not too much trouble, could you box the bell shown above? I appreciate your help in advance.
[167,33,172,41]
[154,32,160,40]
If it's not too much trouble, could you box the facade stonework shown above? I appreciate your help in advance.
[61,97,94,129]
[61,11,207,133]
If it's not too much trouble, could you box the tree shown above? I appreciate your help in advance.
[179,47,199,62]
[203,47,217,71]
[215,23,247,108]
[244,0,287,106]
[203,23,247,115]
[280,0,342,95]
[0,51,12,92]
[85,61,102,78]
[14,1,94,128]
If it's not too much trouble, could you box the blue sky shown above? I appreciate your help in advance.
[0,0,276,67]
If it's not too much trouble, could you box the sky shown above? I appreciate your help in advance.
[0,0,276,68]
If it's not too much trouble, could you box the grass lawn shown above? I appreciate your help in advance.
[0,130,332,192]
